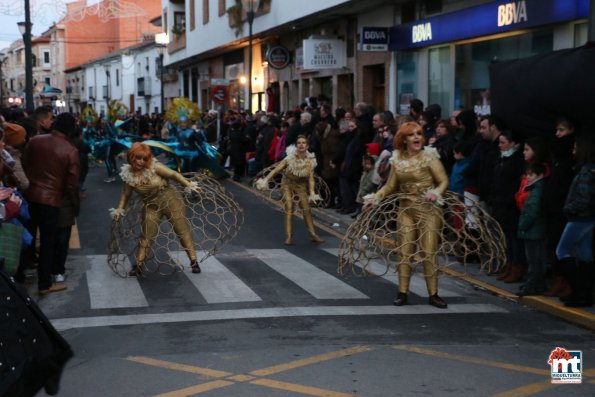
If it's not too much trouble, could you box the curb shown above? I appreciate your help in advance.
[230,180,595,331]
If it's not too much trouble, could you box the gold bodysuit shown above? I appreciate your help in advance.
[372,147,448,295]
[258,146,322,244]
[115,162,197,265]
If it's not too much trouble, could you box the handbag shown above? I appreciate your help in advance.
[0,221,24,275]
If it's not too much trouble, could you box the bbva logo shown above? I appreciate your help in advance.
[364,31,386,40]
[498,1,528,27]
[412,23,432,43]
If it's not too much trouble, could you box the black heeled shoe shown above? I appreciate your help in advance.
[428,294,447,309]
[128,266,141,277]
[393,292,408,306]
[190,260,201,274]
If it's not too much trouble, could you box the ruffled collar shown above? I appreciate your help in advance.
[390,146,440,173]
[119,161,157,187]
[285,145,317,177]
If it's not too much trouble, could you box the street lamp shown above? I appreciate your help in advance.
[241,0,258,114]
[155,32,170,114]
[17,2,33,112]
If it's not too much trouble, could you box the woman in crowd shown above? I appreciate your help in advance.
[490,130,526,283]
[256,135,324,245]
[362,122,449,308]
[110,142,202,276]
[542,117,576,298]
[556,133,595,307]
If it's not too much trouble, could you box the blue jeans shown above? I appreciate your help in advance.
[556,220,595,262]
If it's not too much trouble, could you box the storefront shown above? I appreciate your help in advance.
[390,0,589,116]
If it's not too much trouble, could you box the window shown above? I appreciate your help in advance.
[401,1,416,23]
[428,46,451,116]
[455,29,553,113]
[44,77,51,85]
[116,69,119,86]
[396,51,419,115]
[202,0,209,25]
[424,0,442,15]
[43,50,50,66]
[190,0,195,31]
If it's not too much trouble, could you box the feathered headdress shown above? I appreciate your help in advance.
[107,100,129,123]
[165,97,201,124]
[82,106,99,125]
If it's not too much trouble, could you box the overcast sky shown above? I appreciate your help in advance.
[0,0,103,51]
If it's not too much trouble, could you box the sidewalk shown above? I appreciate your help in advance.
[308,203,595,331]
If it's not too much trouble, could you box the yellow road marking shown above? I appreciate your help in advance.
[226,374,255,382]
[249,345,372,377]
[491,380,557,397]
[69,221,81,249]
[126,356,233,378]
[152,380,235,397]
[393,345,549,376]
[251,378,358,397]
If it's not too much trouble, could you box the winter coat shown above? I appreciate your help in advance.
[563,162,595,221]
[488,148,525,232]
[517,178,546,240]
[432,133,455,175]
[318,127,340,180]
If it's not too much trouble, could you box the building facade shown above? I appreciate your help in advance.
[160,0,590,116]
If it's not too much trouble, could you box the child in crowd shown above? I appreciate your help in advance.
[353,155,377,218]
[516,163,548,296]
[448,140,472,198]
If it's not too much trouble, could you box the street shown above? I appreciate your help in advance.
[31,164,595,397]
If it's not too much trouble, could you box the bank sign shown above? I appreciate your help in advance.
[361,27,389,51]
[390,0,589,50]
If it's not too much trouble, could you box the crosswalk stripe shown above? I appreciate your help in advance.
[86,255,149,309]
[322,248,461,298]
[51,304,508,331]
[170,251,262,303]
[246,249,369,300]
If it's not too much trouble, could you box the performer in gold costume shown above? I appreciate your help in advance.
[256,135,324,245]
[110,143,201,275]
[364,122,449,308]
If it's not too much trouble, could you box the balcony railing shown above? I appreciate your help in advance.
[168,32,186,54]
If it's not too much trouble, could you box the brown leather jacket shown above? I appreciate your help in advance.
[24,131,80,207]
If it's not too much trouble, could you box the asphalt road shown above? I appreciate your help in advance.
[32,164,595,397]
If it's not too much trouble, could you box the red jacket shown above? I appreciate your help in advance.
[24,131,80,208]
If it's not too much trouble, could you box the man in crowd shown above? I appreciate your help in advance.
[24,113,80,295]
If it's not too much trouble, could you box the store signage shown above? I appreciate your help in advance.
[211,85,228,104]
[361,27,389,51]
[302,39,346,70]
[497,1,528,27]
[267,45,291,69]
[389,0,588,50]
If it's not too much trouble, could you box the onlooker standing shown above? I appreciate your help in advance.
[556,134,595,307]
[542,117,576,298]
[516,163,548,296]
[24,113,80,295]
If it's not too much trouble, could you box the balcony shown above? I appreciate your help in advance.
[137,77,152,97]
[168,32,186,54]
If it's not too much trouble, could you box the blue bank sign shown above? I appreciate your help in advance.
[390,0,589,50]
[361,27,390,51]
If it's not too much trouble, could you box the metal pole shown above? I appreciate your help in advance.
[247,8,254,114]
[589,0,595,43]
[24,0,34,112]
[160,52,165,113]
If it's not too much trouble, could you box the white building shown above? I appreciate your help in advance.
[72,39,167,116]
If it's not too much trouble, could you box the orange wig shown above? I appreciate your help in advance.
[127,142,154,168]
[393,122,425,153]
